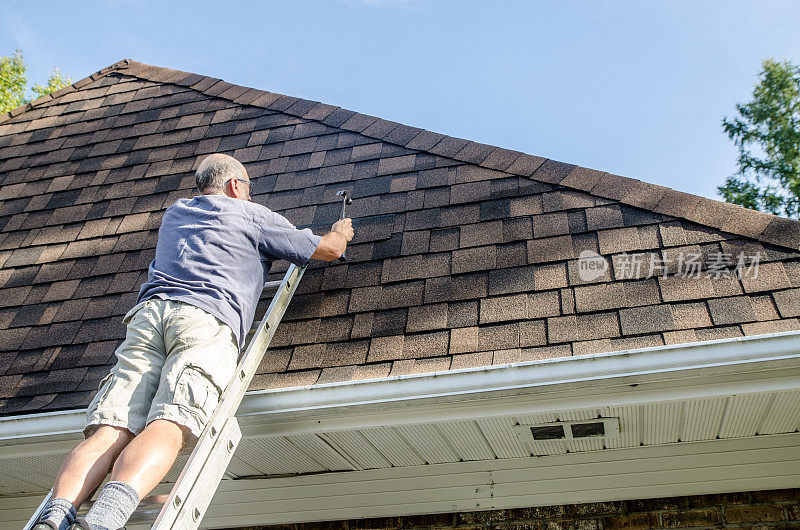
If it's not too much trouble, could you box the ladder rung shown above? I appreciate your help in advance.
[263,279,282,290]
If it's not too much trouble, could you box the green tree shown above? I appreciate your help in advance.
[719,59,800,219]
[0,49,72,114]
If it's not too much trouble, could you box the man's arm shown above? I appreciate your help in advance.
[311,218,354,261]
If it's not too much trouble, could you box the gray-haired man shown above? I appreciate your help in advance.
[33,153,354,530]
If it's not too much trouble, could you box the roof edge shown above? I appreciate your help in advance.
[1,329,799,445]
[4,59,800,250]
[0,58,134,125]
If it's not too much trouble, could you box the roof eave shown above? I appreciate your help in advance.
[2,329,799,448]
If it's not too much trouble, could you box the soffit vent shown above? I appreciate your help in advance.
[512,418,620,444]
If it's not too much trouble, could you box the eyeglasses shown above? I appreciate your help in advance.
[226,178,251,186]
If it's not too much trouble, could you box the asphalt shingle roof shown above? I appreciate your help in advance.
[0,59,799,416]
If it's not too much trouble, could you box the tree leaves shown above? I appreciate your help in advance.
[0,49,72,114]
[720,59,800,219]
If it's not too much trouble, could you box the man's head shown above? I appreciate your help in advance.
[195,153,251,201]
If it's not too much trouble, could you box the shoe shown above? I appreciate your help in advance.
[31,521,58,530]
[67,516,91,529]
[66,516,125,530]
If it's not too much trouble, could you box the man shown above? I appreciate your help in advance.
[33,153,354,530]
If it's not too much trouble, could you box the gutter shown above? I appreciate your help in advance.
[1,330,799,445]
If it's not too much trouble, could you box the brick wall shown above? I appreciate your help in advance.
[234,488,800,530]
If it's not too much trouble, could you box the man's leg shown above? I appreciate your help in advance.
[52,426,135,505]
[35,426,133,530]
[81,419,190,529]
[109,419,189,497]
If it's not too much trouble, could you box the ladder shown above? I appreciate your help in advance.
[25,263,306,530]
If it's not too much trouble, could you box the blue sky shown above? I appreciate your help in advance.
[2,0,798,202]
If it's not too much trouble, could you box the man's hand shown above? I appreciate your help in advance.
[332,218,354,242]
[311,218,354,261]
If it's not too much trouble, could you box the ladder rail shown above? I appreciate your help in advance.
[151,263,306,529]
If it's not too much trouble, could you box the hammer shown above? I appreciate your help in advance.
[336,190,352,262]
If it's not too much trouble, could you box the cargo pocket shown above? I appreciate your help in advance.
[173,365,221,426]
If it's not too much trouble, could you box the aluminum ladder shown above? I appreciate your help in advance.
[25,263,306,529]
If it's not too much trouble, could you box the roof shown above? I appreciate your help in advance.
[0,59,798,417]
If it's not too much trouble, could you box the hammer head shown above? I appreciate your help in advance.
[336,190,353,204]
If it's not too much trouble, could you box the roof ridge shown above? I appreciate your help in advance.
[8,59,800,250]
[0,59,133,125]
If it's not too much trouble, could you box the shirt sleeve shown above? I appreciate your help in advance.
[255,207,322,266]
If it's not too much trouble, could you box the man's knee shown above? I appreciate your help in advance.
[84,425,135,449]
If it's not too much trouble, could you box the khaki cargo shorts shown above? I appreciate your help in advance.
[84,298,238,443]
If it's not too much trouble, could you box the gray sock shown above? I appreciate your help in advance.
[84,481,140,530]
[39,497,77,530]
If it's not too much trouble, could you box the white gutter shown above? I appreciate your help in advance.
[1,330,799,445]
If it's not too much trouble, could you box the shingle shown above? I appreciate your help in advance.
[449,326,478,354]
[460,221,503,248]
[533,262,568,290]
[669,301,712,329]
[530,159,574,184]
[576,312,621,340]
[495,344,571,364]
[532,212,570,239]
[560,166,606,192]
[773,288,800,317]
[527,235,575,264]
[453,141,495,164]
[478,323,518,351]
[403,330,449,358]
[372,308,408,337]
[739,262,792,293]
[620,181,670,211]
[480,294,527,324]
[657,275,715,302]
[380,253,450,283]
[428,136,469,158]
[488,265,535,296]
[597,227,641,254]
[407,303,448,332]
[586,205,625,231]
[452,245,497,274]
[447,300,478,327]
[707,296,757,325]
[742,318,800,335]
[496,241,528,267]
[619,305,675,335]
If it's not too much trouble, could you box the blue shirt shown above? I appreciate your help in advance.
[137,195,322,349]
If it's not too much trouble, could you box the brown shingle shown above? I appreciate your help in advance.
[452,245,497,274]
[773,288,800,317]
[494,344,571,364]
[658,275,715,302]
[739,262,791,293]
[670,302,712,329]
[480,294,527,324]
[547,315,577,343]
[576,312,621,340]
[597,227,641,254]
[488,265,535,296]
[367,335,405,362]
[407,303,448,332]
[526,291,561,318]
[478,322,518,351]
[533,262,568,290]
[403,330,449,358]
[380,253,449,283]
[707,296,757,325]
[449,326,478,354]
[528,235,575,264]
[447,300,478,328]
[619,305,675,335]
